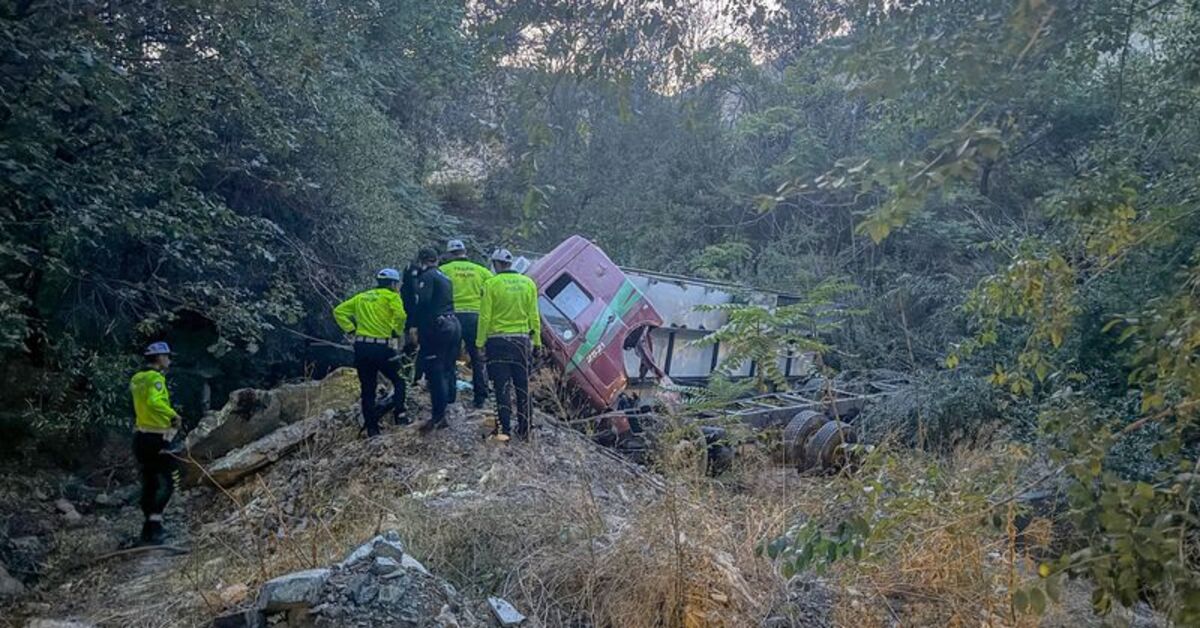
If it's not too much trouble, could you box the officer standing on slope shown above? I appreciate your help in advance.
[440,239,494,408]
[333,269,409,437]
[130,341,181,545]
[478,248,541,441]
[400,256,423,386]
[412,247,462,432]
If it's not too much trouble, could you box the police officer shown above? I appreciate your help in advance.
[412,247,462,432]
[477,249,541,441]
[440,239,494,408]
[130,341,181,545]
[400,257,423,385]
[333,269,409,437]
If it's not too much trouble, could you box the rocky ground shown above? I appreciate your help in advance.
[0,370,1170,628]
[0,370,810,627]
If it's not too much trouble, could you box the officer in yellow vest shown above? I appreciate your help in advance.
[333,268,409,437]
[440,239,494,408]
[478,249,541,441]
[130,341,181,545]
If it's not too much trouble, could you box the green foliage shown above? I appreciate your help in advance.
[800,0,1200,620]
[692,279,857,390]
[862,369,1016,453]
[2,0,1197,617]
[0,0,473,438]
[689,241,753,282]
[761,445,1047,620]
[668,375,758,411]
[763,513,869,578]
[484,0,1200,621]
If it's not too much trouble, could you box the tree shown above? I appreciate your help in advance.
[0,0,472,438]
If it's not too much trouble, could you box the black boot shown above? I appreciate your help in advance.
[147,520,166,545]
[138,519,166,546]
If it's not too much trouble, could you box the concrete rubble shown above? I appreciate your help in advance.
[259,568,331,612]
[216,530,484,627]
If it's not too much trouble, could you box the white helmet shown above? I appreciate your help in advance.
[490,248,514,263]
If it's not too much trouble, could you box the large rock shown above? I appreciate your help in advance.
[51,499,84,528]
[202,411,336,487]
[0,561,26,598]
[258,568,330,612]
[183,368,358,474]
[371,557,400,576]
[186,388,282,463]
[338,531,406,568]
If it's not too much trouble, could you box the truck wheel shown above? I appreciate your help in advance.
[783,410,826,469]
[805,420,857,471]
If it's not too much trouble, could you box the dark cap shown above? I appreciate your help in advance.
[417,247,439,263]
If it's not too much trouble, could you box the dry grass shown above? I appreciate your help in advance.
[12,372,1139,628]
[784,444,1064,628]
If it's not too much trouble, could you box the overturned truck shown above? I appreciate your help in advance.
[525,235,875,472]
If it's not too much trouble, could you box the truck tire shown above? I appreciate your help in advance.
[783,410,826,469]
[805,420,857,471]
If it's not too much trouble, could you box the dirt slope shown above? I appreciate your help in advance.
[1,390,801,627]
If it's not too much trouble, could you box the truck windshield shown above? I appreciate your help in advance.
[546,274,592,319]
[539,296,577,341]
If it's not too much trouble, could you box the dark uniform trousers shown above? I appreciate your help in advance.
[486,335,532,436]
[454,312,488,406]
[354,341,406,436]
[133,432,177,518]
[419,314,462,425]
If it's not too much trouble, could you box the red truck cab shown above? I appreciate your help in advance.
[527,236,665,410]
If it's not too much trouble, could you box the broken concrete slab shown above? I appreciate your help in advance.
[258,568,330,612]
[201,411,335,487]
[184,367,358,470]
[25,621,96,628]
[207,410,333,484]
[487,597,526,626]
[186,388,282,464]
